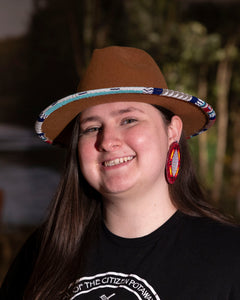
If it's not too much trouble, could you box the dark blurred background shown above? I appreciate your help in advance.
[1,0,240,283]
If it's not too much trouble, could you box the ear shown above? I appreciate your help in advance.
[167,116,183,146]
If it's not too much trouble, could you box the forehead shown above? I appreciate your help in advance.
[80,101,160,119]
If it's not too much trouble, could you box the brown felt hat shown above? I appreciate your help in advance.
[35,46,216,145]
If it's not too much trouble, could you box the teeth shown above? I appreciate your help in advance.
[104,156,134,167]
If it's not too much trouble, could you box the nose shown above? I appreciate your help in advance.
[96,126,122,152]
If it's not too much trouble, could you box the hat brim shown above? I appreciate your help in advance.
[35,87,216,145]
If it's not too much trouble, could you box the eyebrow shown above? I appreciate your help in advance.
[80,106,145,125]
[111,106,145,116]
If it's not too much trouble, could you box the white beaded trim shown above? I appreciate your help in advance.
[35,87,216,144]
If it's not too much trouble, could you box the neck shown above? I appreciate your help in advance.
[102,184,177,238]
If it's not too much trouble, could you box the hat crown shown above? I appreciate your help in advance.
[78,46,168,91]
[36,46,215,145]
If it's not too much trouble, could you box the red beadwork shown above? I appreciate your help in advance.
[165,141,181,184]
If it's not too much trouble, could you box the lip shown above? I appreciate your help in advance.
[101,155,136,168]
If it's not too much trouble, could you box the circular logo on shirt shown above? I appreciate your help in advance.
[66,272,161,300]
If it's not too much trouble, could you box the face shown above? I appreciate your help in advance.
[78,101,181,198]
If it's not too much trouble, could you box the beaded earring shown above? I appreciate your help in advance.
[165,141,181,184]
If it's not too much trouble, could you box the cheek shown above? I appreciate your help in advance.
[130,126,169,163]
[78,139,96,172]
[129,125,166,148]
[125,129,148,156]
[78,141,101,189]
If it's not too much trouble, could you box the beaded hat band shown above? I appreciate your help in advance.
[35,46,216,145]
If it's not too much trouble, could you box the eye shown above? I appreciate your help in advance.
[80,126,102,136]
[121,118,138,125]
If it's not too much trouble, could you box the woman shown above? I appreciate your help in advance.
[1,46,240,300]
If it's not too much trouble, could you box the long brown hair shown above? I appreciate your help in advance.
[25,116,102,299]
[25,106,232,299]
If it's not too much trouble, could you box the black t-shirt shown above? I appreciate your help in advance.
[1,211,240,300]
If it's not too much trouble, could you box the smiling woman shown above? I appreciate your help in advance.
[1,46,240,300]
[78,102,180,204]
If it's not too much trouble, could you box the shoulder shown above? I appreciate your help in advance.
[175,213,240,296]
[180,212,240,238]
[178,212,240,260]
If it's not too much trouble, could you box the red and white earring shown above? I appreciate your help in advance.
[165,141,181,184]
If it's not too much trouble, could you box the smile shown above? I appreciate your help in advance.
[103,156,134,167]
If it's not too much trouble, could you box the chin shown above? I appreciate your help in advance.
[99,183,136,197]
